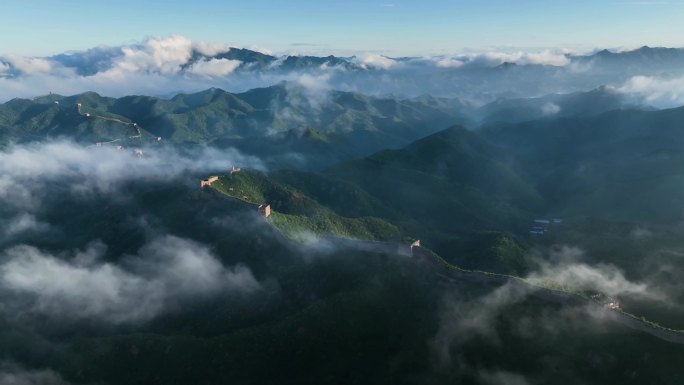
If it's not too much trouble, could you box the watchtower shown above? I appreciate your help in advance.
[258,204,271,217]
[201,176,219,188]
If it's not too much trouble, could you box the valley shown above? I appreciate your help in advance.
[3,35,684,384]
[205,166,684,344]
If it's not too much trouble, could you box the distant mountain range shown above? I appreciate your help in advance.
[4,41,684,105]
[474,85,650,124]
[1,81,664,167]
[5,45,682,77]
[0,83,469,168]
[572,46,684,73]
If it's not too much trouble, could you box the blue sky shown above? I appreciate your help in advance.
[1,0,684,56]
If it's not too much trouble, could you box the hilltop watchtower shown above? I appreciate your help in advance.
[201,176,219,188]
[258,204,271,218]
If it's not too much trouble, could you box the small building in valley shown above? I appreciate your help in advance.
[529,218,563,236]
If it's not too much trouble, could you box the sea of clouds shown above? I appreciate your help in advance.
[3,35,681,107]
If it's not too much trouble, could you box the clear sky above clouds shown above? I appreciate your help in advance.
[1,0,683,56]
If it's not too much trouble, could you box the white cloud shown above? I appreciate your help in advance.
[617,75,684,108]
[0,364,70,385]
[0,63,287,102]
[0,140,265,209]
[106,36,237,76]
[460,50,570,67]
[0,236,261,323]
[526,246,660,299]
[3,56,55,75]
[3,214,49,237]
[528,260,654,298]
[630,226,653,239]
[541,102,561,115]
[0,36,679,105]
[432,245,668,368]
[193,41,234,57]
[245,45,274,56]
[567,59,594,73]
[266,74,333,134]
[478,370,531,385]
[113,35,194,74]
[432,282,529,365]
[519,50,571,66]
[434,57,465,68]
[188,58,242,77]
[296,73,331,92]
[358,54,398,70]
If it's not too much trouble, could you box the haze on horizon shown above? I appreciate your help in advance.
[2,0,684,56]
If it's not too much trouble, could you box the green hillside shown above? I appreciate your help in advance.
[211,170,403,241]
[316,127,539,245]
[0,85,468,168]
[0,92,154,145]
[482,107,684,223]
[204,127,544,272]
[5,98,684,385]
[476,86,641,124]
[228,111,684,276]
[4,171,683,385]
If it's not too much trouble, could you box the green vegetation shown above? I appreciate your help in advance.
[211,169,403,241]
[266,126,541,266]
[208,160,684,336]
[7,92,684,384]
[482,107,684,223]
[440,231,530,275]
[0,85,469,168]
[421,244,582,296]
[270,212,401,241]
[0,92,155,145]
[209,168,680,335]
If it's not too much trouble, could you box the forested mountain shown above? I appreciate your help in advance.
[0,84,468,168]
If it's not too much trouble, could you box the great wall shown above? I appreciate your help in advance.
[410,246,684,344]
[73,102,162,155]
[201,169,684,345]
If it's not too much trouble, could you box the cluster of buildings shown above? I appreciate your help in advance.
[529,218,563,236]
